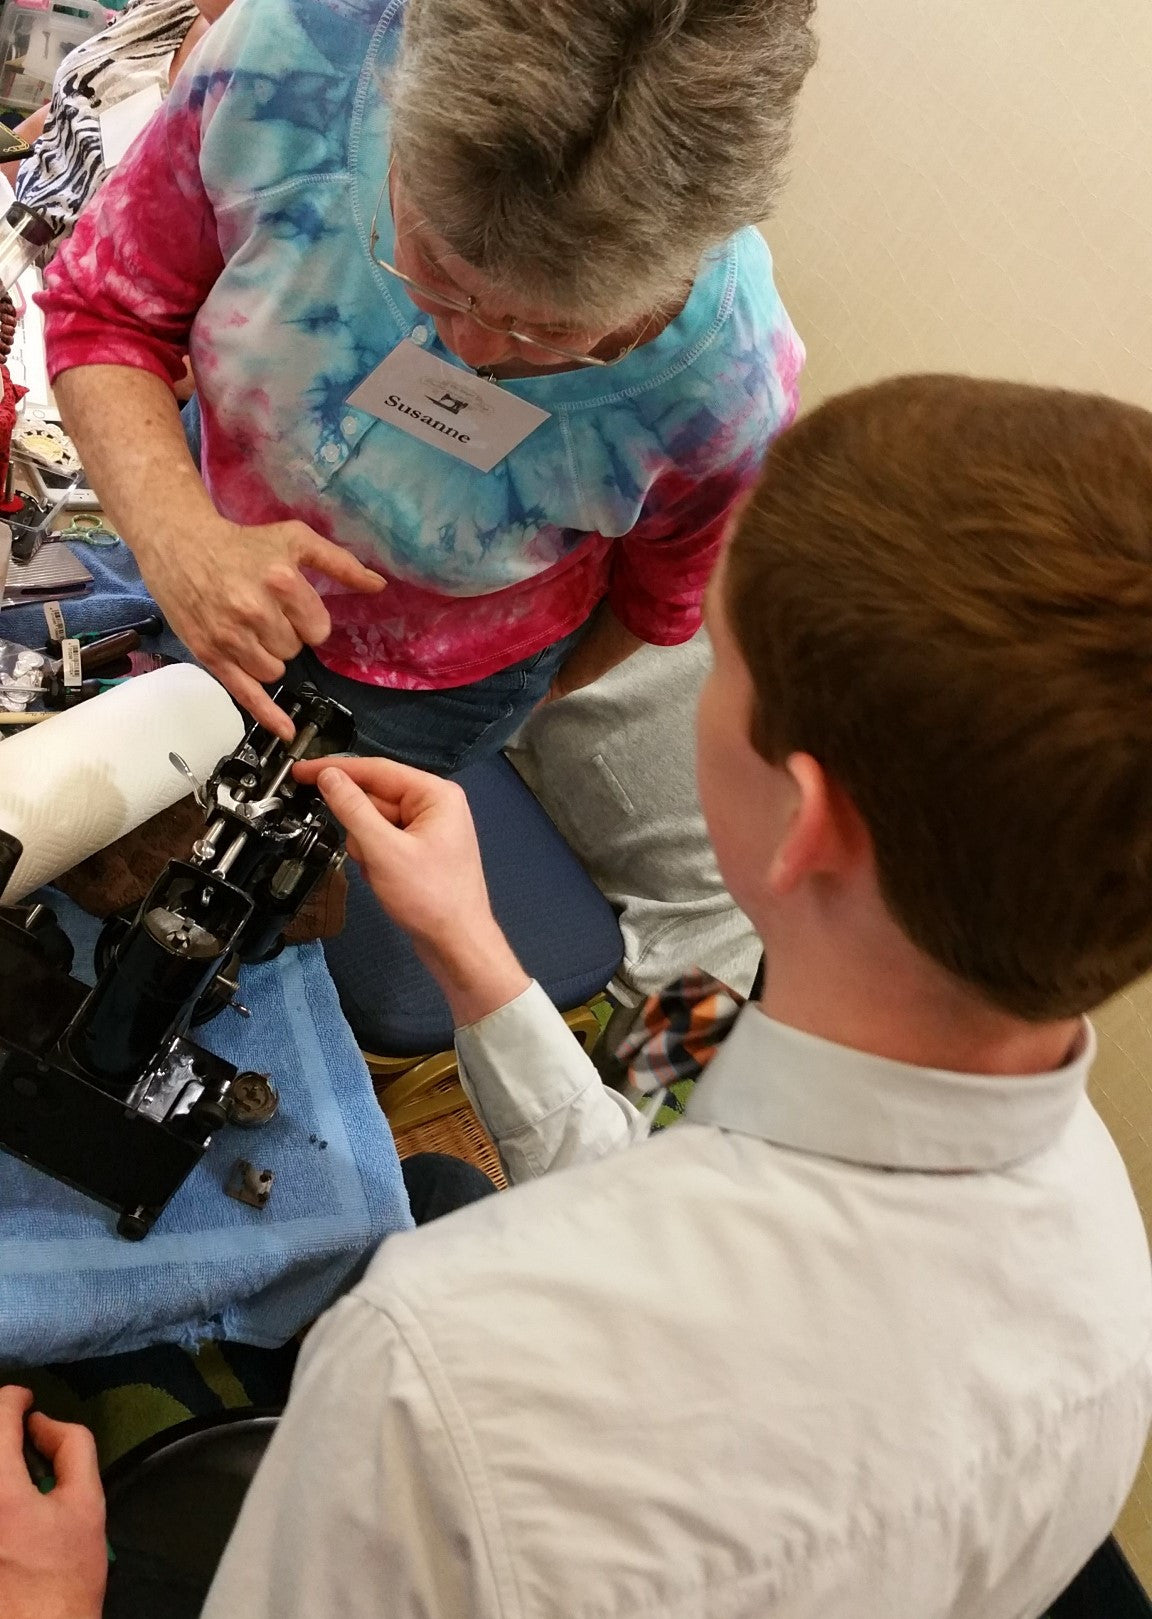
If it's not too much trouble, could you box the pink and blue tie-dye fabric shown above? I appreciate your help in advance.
[41,0,804,690]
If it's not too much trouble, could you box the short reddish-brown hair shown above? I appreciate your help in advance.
[726,375,1152,1020]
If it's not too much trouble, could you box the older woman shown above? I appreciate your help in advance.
[40,0,816,769]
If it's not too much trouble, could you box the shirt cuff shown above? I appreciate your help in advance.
[454,981,600,1140]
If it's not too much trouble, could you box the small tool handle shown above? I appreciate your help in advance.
[79,629,141,675]
[42,675,112,710]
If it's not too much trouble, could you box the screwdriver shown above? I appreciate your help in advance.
[43,612,164,657]
[77,629,141,675]
[0,675,125,709]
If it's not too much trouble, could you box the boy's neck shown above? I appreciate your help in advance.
[757,919,1081,1078]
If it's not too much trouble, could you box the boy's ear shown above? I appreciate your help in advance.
[769,753,871,895]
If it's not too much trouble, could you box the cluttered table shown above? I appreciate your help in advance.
[0,516,413,1365]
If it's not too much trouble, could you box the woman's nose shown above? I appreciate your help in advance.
[435,313,517,369]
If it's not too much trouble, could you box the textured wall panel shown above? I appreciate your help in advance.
[765,0,1152,409]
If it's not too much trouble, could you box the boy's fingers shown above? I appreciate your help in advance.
[295,754,436,804]
[316,769,404,859]
[26,1413,100,1497]
[363,792,404,826]
[0,1385,33,1461]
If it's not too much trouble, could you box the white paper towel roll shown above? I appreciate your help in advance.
[0,664,245,902]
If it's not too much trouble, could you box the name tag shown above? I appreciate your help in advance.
[99,83,164,170]
[348,341,550,473]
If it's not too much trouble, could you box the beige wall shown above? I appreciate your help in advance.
[765,0,1152,411]
[763,4,1152,1582]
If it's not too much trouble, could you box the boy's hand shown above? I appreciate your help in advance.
[0,1387,107,1619]
[295,757,530,1025]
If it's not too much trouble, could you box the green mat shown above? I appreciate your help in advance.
[2,1340,299,1470]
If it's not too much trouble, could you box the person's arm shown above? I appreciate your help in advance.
[39,25,384,738]
[0,1386,106,1619]
[203,1295,507,1619]
[54,365,383,737]
[541,460,760,704]
[604,459,763,651]
[295,757,648,1181]
[543,601,643,702]
[455,983,648,1179]
[168,13,209,84]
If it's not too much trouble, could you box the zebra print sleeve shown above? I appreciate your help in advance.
[14,0,200,241]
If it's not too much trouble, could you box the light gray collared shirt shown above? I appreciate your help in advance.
[205,985,1152,1619]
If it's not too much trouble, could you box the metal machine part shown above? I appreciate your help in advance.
[226,1072,280,1129]
[224,1159,274,1210]
[182,686,355,968]
[0,684,355,1238]
[69,865,253,1093]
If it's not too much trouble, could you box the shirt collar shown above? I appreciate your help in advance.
[682,1004,1095,1173]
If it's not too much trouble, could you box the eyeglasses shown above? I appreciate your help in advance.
[369,178,616,369]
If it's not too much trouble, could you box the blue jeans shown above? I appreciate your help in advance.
[401,1153,498,1222]
[285,623,585,775]
[180,394,202,466]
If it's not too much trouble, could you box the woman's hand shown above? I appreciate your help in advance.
[53,366,387,740]
[140,514,385,739]
[0,1387,107,1619]
[294,757,530,1025]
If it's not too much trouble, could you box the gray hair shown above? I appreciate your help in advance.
[390,0,817,326]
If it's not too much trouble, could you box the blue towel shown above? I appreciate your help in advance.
[0,537,189,654]
[1,536,199,677]
[0,892,413,1365]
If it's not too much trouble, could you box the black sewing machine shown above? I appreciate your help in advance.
[0,685,355,1238]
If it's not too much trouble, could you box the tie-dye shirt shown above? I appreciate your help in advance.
[40,0,804,691]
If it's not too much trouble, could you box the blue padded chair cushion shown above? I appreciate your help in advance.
[323,755,625,1057]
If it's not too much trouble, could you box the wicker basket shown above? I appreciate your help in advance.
[392,1102,506,1189]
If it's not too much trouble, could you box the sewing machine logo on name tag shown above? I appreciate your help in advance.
[348,341,550,473]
